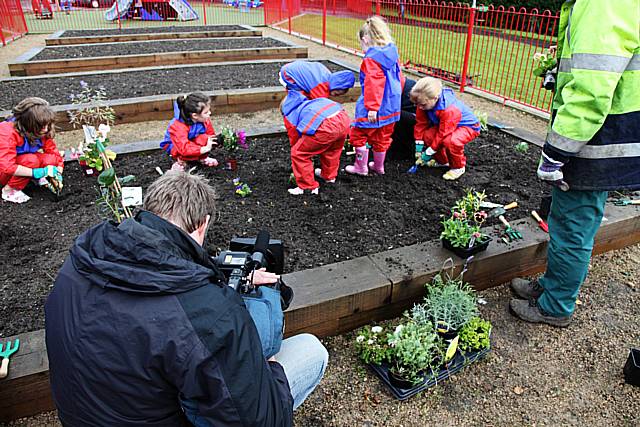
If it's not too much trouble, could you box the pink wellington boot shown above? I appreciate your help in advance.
[368,151,387,175]
[345,146,369,176]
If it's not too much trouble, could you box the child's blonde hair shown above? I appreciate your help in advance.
[359,16,394,47]
[410,77,443,104]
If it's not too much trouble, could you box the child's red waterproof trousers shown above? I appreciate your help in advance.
[420,126,479,169]
[291,110,350,190]
[349,123,395,153]
[0,152,61,190]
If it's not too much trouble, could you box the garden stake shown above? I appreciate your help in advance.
[531,210,549,233]
[498,215,523,242]
[0,338,20,379]
[96,139,132,219]
[487,201,518,218]
[613,199,640,206]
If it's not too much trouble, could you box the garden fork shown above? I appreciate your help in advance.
[0,338,20,379]
[499,215,523,243]
[613,199,640,206]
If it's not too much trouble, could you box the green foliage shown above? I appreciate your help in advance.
[233,178,252,197]
[67,81,116,129]
[387,321,442,385]
[219,127,248,153]
[97,167,115,187]
[354,325,392,365]
[441,189,488,248]
[532,47,558,77]
[476,111,489,132]
[79,137,116,173]
[418,274,479,331]
[514,141,529,154]
[458,317,492,352]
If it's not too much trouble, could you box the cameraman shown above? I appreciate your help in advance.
[45,171,328,426]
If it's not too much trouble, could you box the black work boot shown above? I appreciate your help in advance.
[511,278,544,300]
[509,298,572,328]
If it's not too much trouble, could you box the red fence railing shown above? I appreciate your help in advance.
[265,0,559,113]
[0,0,27,45]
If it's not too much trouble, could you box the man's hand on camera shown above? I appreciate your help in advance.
[250,268,280,286]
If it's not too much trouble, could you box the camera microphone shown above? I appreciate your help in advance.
[249,229,270,270]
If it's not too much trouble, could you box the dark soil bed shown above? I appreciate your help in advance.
[0,130,546,337]
[60,25,248,37]
[0,61,348,110]
[31,37,289,61]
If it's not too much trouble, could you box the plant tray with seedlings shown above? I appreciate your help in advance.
[47,25,261,45]
[8,37,308,76]
[368,346,491,400]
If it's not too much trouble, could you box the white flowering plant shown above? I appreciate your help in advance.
[354,325,392,365]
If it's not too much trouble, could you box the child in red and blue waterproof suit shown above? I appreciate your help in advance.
[0,97,64,204]
[279,60,356,100]
[410,77,480,180]
[282,90,351,195]
[347,16,404,176]
[160,92,218,172]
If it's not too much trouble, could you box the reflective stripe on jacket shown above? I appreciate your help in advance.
[545,0,640,190]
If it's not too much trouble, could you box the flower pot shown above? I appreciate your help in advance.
[624,348,640,387]
[388,370,425,390]
[441,236,491,258]
[78,160,98,177]
[224,158,238,171]
[435,321,460,363]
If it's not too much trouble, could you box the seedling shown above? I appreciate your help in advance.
[233,178,252,197]
[514,142,529,154]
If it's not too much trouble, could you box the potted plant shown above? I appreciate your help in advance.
[441,189,491,258]
[386,321,442,389]
[217,127,248,171]
[458,317,492,354]
[75,124,117,177]
[354,325,392,366]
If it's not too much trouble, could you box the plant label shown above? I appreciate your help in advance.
[121,187,143,207]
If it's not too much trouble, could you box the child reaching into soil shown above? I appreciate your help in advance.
[410,77,480,180]
[161,92,218,171]
[279,60,356,100]
[346,16,404,176]
[281,90,351,195]
[0,97,64,204]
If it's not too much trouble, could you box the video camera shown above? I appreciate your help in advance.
[214,230,293,310]
[541,68,556,91]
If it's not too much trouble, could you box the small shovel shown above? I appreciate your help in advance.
[531,210,549,233]
[0,338,20,379]
[499,215,523,242]
[613,199,640,206]
[488,201,518,218]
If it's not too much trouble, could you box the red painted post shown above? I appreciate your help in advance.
[459,1,476,92]
[262,0,267,25]
[202,0,207,25]
[15,0,29,35]
[322,0,326,45]
[114,0,122,30]
[0,19,6,46]
[375,0,380,15]
[287,0,292,34]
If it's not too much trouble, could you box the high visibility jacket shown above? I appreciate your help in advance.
[353,43,404,129]
[545,0,640,191]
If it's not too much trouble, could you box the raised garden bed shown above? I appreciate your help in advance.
[0,59,359,129]
[46,25,262,45]
[8,36,308,76]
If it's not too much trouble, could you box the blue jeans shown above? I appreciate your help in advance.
[182,333,328,426]
[538,187,608,317]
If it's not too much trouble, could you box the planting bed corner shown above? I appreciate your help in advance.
[0,59,359,129]
[45,25,262,46]
[8,36,308,76]
[2,128,640,421]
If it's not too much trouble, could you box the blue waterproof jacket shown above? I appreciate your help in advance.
[354,43,403,128]
[45,211,293,426]
[280,60,355,99]
[281,90,343,136]
[160,101,208,155]
[427,87,480,132]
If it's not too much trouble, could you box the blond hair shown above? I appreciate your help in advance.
[410,77,443,104]
[143,171,217,234]
[12,97,56,142]
[359,16,394,47]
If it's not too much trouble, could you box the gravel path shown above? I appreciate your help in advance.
[61,25,247,37]
[31,37,289,61]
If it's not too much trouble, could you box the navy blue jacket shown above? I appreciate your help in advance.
[45,211,293,426]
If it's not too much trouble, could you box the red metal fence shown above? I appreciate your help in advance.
[0,0,27,45]
[265,0,559,113]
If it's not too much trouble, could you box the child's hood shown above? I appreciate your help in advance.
[365,43,400,70]
[281,90,307,116]
[436,87,456,110]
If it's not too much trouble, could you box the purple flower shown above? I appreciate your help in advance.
[80,80,88,88]
[237,130,248,149]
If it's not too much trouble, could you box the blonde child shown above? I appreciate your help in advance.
[161,92,218,171]
[410,77,480,180]
[346,16,404,176]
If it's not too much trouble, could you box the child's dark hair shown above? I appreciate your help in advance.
[176,92,211,124]
[12,97,56,142]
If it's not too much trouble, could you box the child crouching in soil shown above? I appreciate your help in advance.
[161,92,218,172]
[282,90,351,195]
[0,97,64,204]
[410,77,480,180]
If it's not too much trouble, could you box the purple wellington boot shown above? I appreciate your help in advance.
[368,151,387,175]
[345,146,369,175]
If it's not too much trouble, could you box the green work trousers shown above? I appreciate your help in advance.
[537,187,608,317]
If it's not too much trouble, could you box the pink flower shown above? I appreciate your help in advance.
[472,232,482,238]
[453,212,460,218]
[237,130,248,149]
